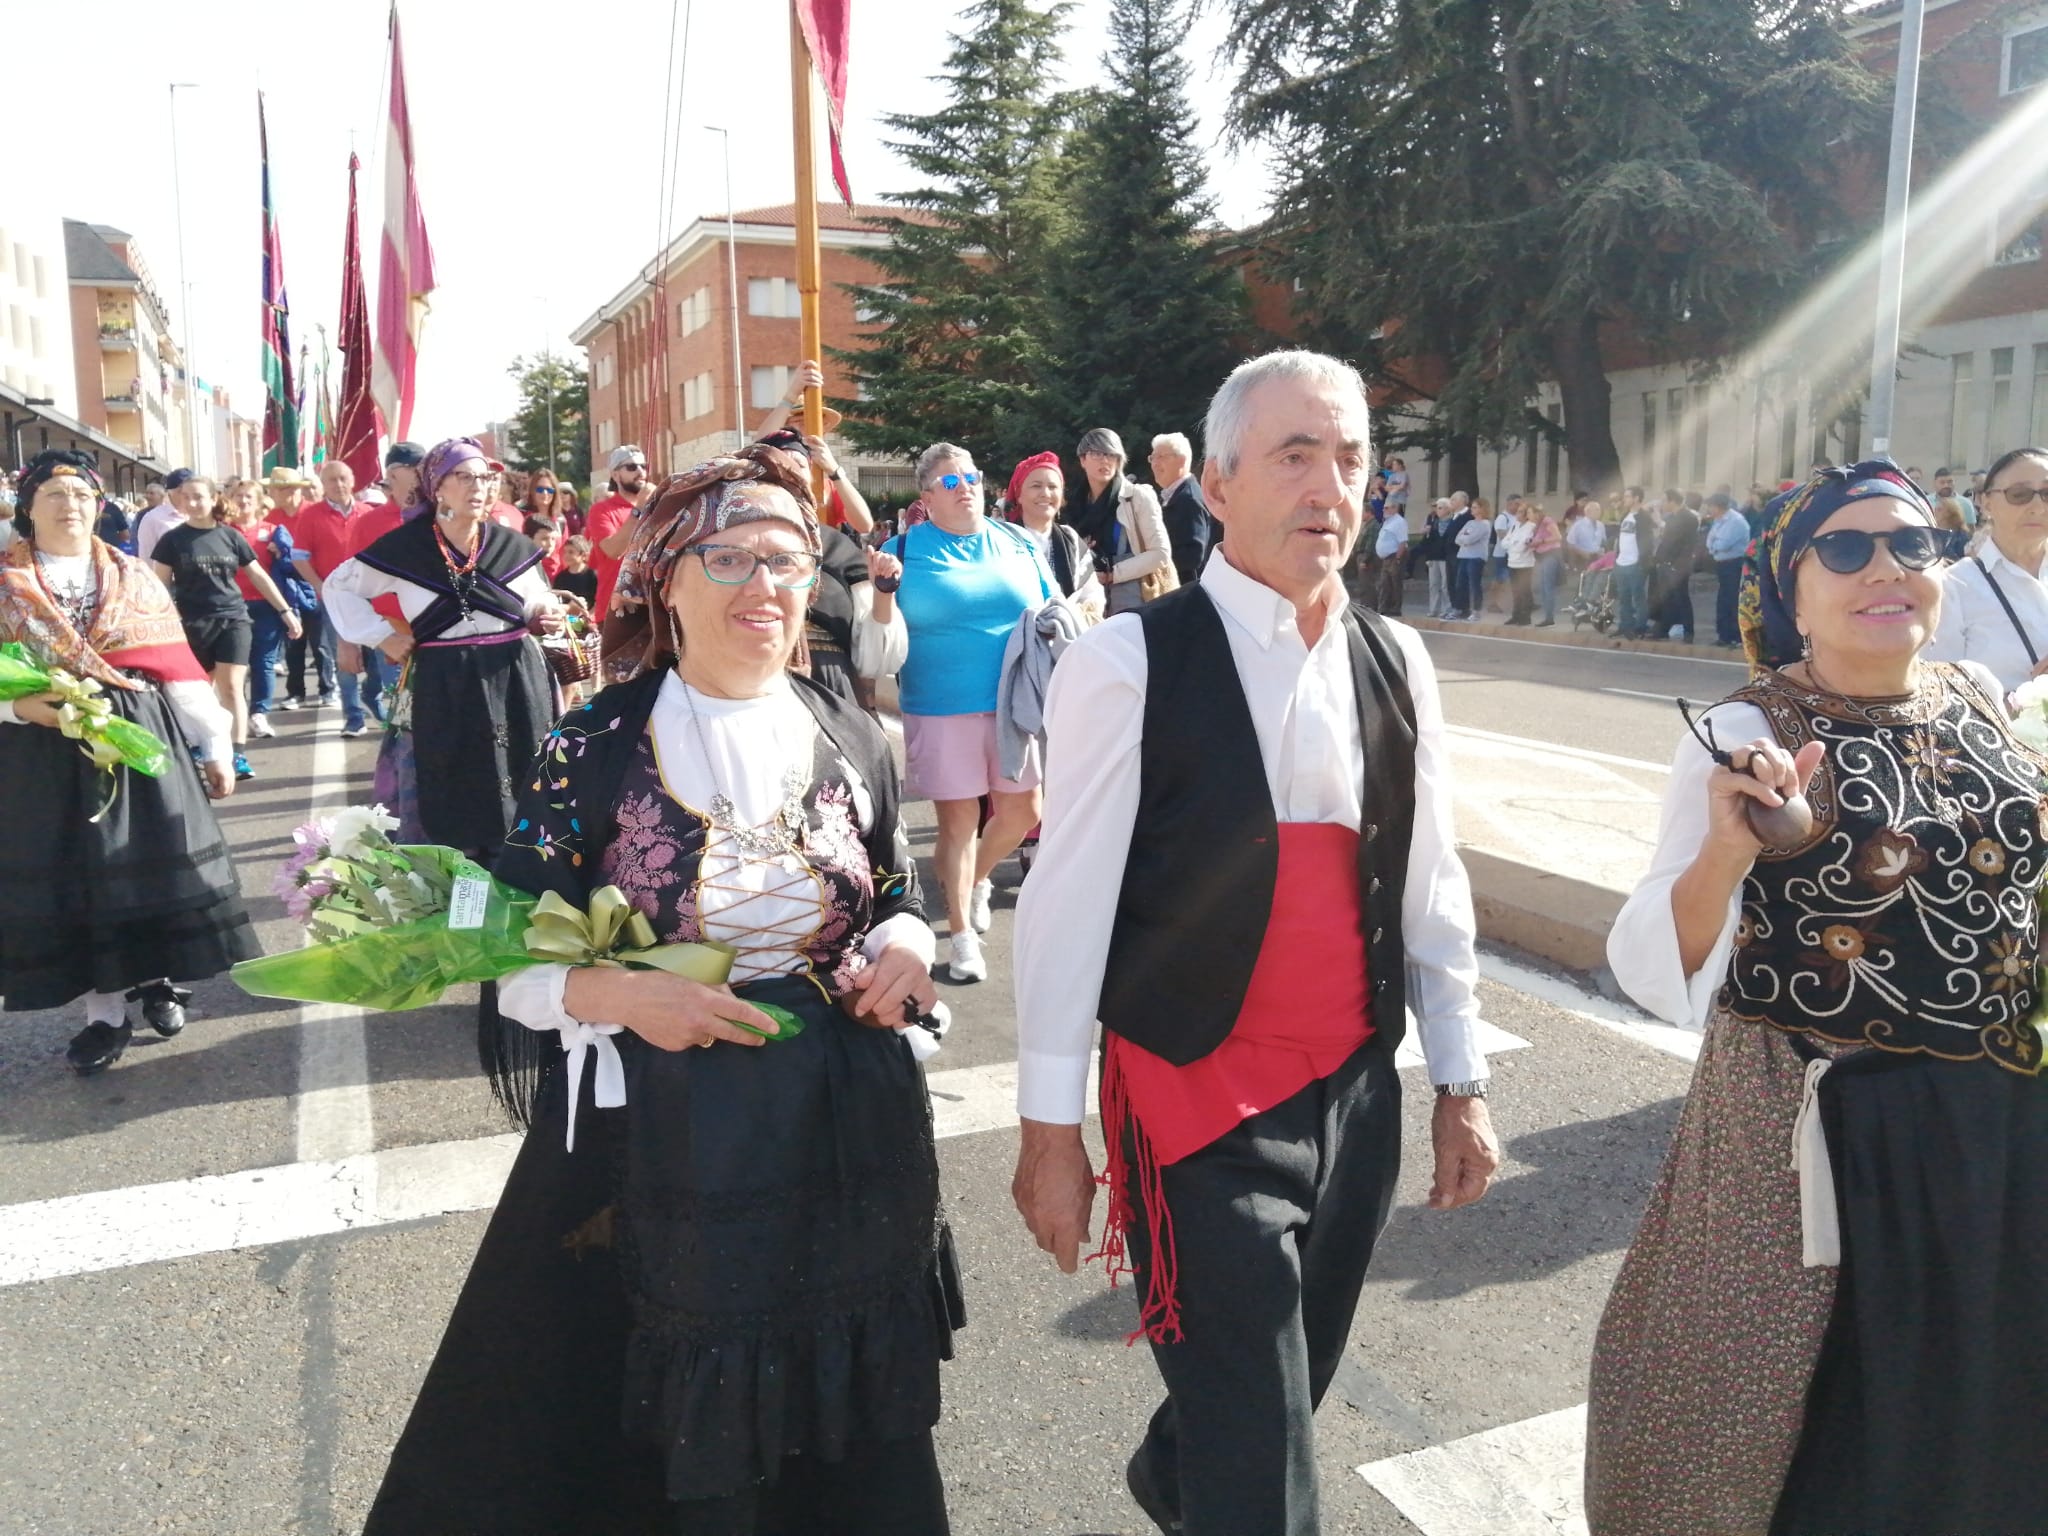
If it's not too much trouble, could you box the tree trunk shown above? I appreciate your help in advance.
[1447,432,1480,498]
[1550,311,1622,497]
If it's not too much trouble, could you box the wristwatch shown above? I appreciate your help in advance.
[1435,1079,1489,1099]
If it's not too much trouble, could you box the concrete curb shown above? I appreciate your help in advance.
[1401,612,1745,662]
[1461,847,1623,979]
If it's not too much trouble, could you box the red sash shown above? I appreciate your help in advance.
[1096,822,1375,1342]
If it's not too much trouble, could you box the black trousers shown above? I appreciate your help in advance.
[1125,1044,1402,1536]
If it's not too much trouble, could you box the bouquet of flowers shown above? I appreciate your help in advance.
[0,640,171,816]
[233,804,801,1036]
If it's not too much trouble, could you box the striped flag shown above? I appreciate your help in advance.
[794,0,854,206]
[258,94,300,472]
[335,154,384,488]
[372,2,437,442]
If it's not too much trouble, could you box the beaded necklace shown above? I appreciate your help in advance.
[31,546,97,634]
[434,517,485,621]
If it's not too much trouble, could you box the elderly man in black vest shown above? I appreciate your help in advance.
[1012,349,1500,1536]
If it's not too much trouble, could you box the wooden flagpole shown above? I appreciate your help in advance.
[790,3,828,507]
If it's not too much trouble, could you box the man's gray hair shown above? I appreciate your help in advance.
[1151,432,1193,462]
[916,442,975,488]
[1203,349,1370,477]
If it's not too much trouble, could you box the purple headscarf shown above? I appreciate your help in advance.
[417,437,494,513]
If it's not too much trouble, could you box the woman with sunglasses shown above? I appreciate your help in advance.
[1586,460,2048,1536]
[1925,445,2048,691]
[519,468,561,528]
[323,438,564,864]
[866,442,1056,983]
[366,443,960,1536]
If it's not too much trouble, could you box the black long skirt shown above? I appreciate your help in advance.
[408,634,555,862]
[1770,1050,2048,1535]
[0,680,256,1010]
[366,977,962,1536]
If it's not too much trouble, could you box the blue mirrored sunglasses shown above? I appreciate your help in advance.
[938,472,980,491]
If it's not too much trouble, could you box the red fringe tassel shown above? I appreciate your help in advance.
[1090,1036,1184,1346]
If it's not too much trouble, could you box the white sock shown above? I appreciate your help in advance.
[83,989,127,1027]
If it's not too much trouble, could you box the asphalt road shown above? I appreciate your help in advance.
[0,651,1716,1536]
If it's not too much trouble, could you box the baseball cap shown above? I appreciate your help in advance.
[607,445,648,473]
[163,467,198,491]
[385,440,427,469]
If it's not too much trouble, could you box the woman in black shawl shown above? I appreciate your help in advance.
[364,443,962,1536]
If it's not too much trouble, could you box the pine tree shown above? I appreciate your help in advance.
[835,0,1075,466]
[1032,0,1247,464]
[1220,0,1885,493]
[504,353,589,487]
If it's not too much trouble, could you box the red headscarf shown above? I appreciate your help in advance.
[1006,452,1061,517]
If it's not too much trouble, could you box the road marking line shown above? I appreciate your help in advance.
[1358,1401,1588,1536]
[1477,952,1701,1064]
[292,727,373,1162]
[1448,725,1670,775]
[0,1024,1537,1285]
[1598,687,1677,703]
[1417,627,1747,668]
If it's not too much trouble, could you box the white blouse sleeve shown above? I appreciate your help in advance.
[1606,700,1772,1027]
[319,557,399,648]
[163,679,234,764]
[496,960,624,1154]
[852,584,908,678]
[512,562,559,622]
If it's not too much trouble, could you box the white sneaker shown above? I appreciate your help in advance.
[969,879,994,933]
[248,714,275,739]
[947,930,987,983]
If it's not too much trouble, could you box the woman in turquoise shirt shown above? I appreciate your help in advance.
[869,443,1055,983]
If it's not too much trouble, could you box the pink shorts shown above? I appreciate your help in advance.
[902,711,1041,802]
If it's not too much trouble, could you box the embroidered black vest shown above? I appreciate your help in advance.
[1095,585,1418,1066]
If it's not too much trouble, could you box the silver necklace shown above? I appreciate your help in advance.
[35,550,96,631]
[681,680,807,859]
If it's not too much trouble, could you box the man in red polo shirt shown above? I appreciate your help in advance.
[293,460,372,735]
[336,440,429,725]
[587,444,651,619]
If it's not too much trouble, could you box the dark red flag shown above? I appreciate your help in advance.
[793,0,853,206]
[334,153,384,489]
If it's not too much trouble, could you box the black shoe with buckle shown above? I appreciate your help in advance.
[126,982,192,1037]
[66,1019,135,1075]
[1126,1449,1182,1534]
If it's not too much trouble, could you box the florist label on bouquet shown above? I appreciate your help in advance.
[448,875,492,931]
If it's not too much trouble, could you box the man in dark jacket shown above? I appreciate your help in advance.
[1649,487,1700,642]
[1149,431,1215,585]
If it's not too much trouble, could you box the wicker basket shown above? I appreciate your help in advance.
[539,630,596,686]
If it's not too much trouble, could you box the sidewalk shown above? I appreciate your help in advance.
[1370,568,1743,661]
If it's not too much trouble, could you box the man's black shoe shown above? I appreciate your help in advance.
[1126,1449,1182,1534]
[66,1019,134,1075]
[127,982,191,1037]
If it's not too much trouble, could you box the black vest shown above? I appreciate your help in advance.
[1096,585,1418,1066]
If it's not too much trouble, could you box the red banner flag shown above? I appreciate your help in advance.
[793,0,853,206]
[373,3,438,443]
[335,154,384,490]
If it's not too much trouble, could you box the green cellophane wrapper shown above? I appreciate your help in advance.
[0,640,171,778]
[234,854,805,1038]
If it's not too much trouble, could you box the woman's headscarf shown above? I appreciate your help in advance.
[600,442,820,681]
[418,437,492,511]
[1738,457,1936,671]
[1006,451,1061,517]
[13,450,102,539]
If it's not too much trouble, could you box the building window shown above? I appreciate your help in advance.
[680,372,715,421]
[677,287,711,336]
[1691,384,1711,485]
[1991,346,2017,454]
[31,254,45,299]
[1665,386,1686,485]
[1949,354,1976,473]
[596,353,616,388]
[1522,419,1538,494]
[750,364,793,410]
[1641,391,1658,475]
[1777,400,1799,483]
[2031,345,2048,446]
[2005,22,2048,94]
[598,418,617,453]
[747,277,801,318]
[1543,403,1562,495]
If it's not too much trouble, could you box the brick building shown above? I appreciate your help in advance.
[569,202,919,503]
[63,220,185,473]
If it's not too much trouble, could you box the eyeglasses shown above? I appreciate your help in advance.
[1993,484,2048,504]
[1803,526,1967,575]
[690,543,820,588]
[445,469,501,487]
[935,472,980,491]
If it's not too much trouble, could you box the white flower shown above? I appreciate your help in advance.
[327,804,401,861]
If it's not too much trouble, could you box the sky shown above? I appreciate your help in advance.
[13,0,1273,439]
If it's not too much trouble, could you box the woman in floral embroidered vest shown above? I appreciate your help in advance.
[1588,460,2048,1535]
[364,442,963,1536]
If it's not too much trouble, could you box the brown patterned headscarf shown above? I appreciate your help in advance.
[599,442,821,681]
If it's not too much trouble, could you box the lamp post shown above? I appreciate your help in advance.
[168,83,201,470]
[705,125,746,452]
[1867,0,1927,456]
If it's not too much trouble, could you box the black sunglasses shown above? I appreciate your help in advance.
[1804,526,1967,575]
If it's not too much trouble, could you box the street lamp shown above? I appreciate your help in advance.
[168,82,201,470]
[705,125,746,452]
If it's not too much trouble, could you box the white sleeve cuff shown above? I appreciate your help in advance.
[1017,1044,1095,1125]
[864,912,935,968]
[498,962,624,1153]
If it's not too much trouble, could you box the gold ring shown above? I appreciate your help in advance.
[697,1037,715,1049]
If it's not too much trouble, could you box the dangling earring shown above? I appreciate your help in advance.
[1800,632,1813,660]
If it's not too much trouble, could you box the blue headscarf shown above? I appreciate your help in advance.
[1739,458,1936,671]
